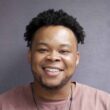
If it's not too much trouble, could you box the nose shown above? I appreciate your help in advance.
[46,51,61,62]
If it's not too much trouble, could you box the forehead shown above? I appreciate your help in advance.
[32,25,77,47]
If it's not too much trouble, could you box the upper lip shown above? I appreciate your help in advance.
[42,66,64,71]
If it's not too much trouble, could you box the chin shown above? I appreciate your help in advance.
[41,82,64,90]
[34,72,73,90]
[39,77,71,90]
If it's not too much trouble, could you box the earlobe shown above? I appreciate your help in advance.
[76,52,80,66]
[76,59,79,66]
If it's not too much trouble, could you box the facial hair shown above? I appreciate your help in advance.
[32,70,73,90]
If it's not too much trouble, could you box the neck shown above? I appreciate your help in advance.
[31,81,75,101]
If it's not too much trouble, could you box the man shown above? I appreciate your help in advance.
[0,9,110,110]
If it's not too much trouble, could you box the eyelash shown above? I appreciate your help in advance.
[59,50,70,54]
[37,48,48,53]
[36,48,70,54]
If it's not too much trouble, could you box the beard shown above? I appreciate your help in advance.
[32,70,73,90]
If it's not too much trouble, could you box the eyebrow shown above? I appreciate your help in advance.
[35,42,48,46]
[59,44,72,48]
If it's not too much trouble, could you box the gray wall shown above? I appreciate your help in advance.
[0,0,110,93]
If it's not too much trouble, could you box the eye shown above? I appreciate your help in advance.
[37,48,48,53]
[59,50,70,55]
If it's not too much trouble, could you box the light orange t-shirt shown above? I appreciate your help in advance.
[0,82,110,110]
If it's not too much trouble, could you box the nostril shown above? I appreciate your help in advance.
[46,53,61,62]
[46,56,61,62]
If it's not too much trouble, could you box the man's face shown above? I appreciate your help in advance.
[28,25,80,89]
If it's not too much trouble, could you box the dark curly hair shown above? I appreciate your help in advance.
[24,9,85,48]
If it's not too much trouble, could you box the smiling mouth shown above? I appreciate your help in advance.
[43,67,64,77]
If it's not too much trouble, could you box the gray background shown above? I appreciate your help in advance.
[0,0,110,93]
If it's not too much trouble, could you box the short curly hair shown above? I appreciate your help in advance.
[24,9,85,48]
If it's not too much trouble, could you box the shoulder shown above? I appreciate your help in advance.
[0,84,31,100]
[76,82,110,97]
[75,82,110,109]
[0,84,32,109]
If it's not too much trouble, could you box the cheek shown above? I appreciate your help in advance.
[32,53,43,62]
[31,54,45,77]
[31,53,44,69]
[63,55,77,72]
[64,54,76,64]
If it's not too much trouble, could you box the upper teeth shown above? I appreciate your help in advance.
[45,68,60,72]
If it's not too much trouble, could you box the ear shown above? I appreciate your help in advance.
[28,49,32,64]
[76,51,80,66]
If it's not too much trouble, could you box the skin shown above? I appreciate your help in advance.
[28,25,80,100]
